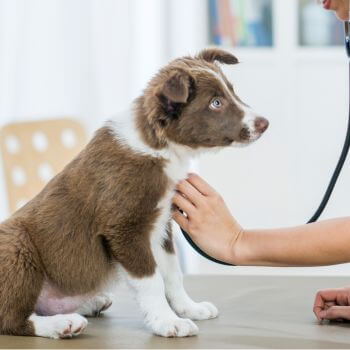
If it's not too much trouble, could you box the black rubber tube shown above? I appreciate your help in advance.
[307,60,350,223]
[180,52,350,267]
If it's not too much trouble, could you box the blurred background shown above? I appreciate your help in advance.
[0,0,349,275]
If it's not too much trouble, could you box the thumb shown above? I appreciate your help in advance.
[320,306,350,320]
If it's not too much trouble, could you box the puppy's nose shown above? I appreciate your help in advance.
[254,117,269,133]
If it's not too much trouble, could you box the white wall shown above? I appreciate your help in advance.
[185,51,350,275]
[169,0,350,275]
[0,0,349,275]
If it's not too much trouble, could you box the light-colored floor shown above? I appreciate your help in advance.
[1,275,350,349]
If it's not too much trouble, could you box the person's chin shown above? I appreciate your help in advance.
[324,0,349,21]
[335,10,349,21]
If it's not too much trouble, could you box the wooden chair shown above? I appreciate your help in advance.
[0,119,86,213]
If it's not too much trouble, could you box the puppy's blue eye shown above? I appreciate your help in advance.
[210,98,222,109]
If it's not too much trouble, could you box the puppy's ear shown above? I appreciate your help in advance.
[197,48,239,65]
[162,70,191,103]
[158,69,193,118]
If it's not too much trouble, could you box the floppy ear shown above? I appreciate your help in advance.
[158,70,193,118]
[162,70,190,103]
[197,48,239,65]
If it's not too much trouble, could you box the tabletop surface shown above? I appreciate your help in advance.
[1,275,350,349]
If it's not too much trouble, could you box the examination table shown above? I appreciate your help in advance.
[1,275,350,349]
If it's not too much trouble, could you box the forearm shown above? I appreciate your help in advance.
[233,217,350,266]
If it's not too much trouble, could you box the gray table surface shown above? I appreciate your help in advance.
[1,275,350,349]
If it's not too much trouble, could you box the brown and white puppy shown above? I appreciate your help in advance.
[0,49,268,339]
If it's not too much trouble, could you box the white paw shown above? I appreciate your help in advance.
[172,301,219,320]
[149,317,199,337]
[77,293,113,317]
[31,313,88,339]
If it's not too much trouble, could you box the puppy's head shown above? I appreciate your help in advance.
[140,48,269,150]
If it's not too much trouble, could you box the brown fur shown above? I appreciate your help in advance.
[162,222,175,254]
[196,48,239,65]
[0,127,169,335]
[0,220,42,335]
[0,49,259,336]
[135,49,247,150]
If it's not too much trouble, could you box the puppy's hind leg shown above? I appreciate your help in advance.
[0,226,43,336]
[0,225,88,339]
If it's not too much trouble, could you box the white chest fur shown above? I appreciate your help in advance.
[152,157,190,244]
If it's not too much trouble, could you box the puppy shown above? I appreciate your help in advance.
[0,49,268,339]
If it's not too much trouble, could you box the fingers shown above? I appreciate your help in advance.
[172,210,189,231]
[313,288,348,321]
[314,289,340,311]
[316,289,344,302]
[324,301,336,309]
[176,179,204,207]
[186,173,216,197]
[172,192,196,217]
[319,306,350,320]
[313,289,338,320]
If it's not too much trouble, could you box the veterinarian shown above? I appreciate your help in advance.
[173,0,350,323]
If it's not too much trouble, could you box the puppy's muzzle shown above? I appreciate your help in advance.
[237,116,269,146]
[254,116,269,134]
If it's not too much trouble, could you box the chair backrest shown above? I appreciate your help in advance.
[0,119,86,213]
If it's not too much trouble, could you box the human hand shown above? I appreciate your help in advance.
[313,287,350,321]
[172,173,244,264]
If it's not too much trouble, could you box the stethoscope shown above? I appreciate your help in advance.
[180,19,350,266]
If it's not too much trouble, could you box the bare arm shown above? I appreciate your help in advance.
[238,217,350,266]
[172,173,350,266]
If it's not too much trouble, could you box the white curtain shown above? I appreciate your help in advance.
[0,0,170,132]
[0,0,171,218]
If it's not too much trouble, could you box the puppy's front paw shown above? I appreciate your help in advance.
[149,317,198,337]
[173,301,218,320]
